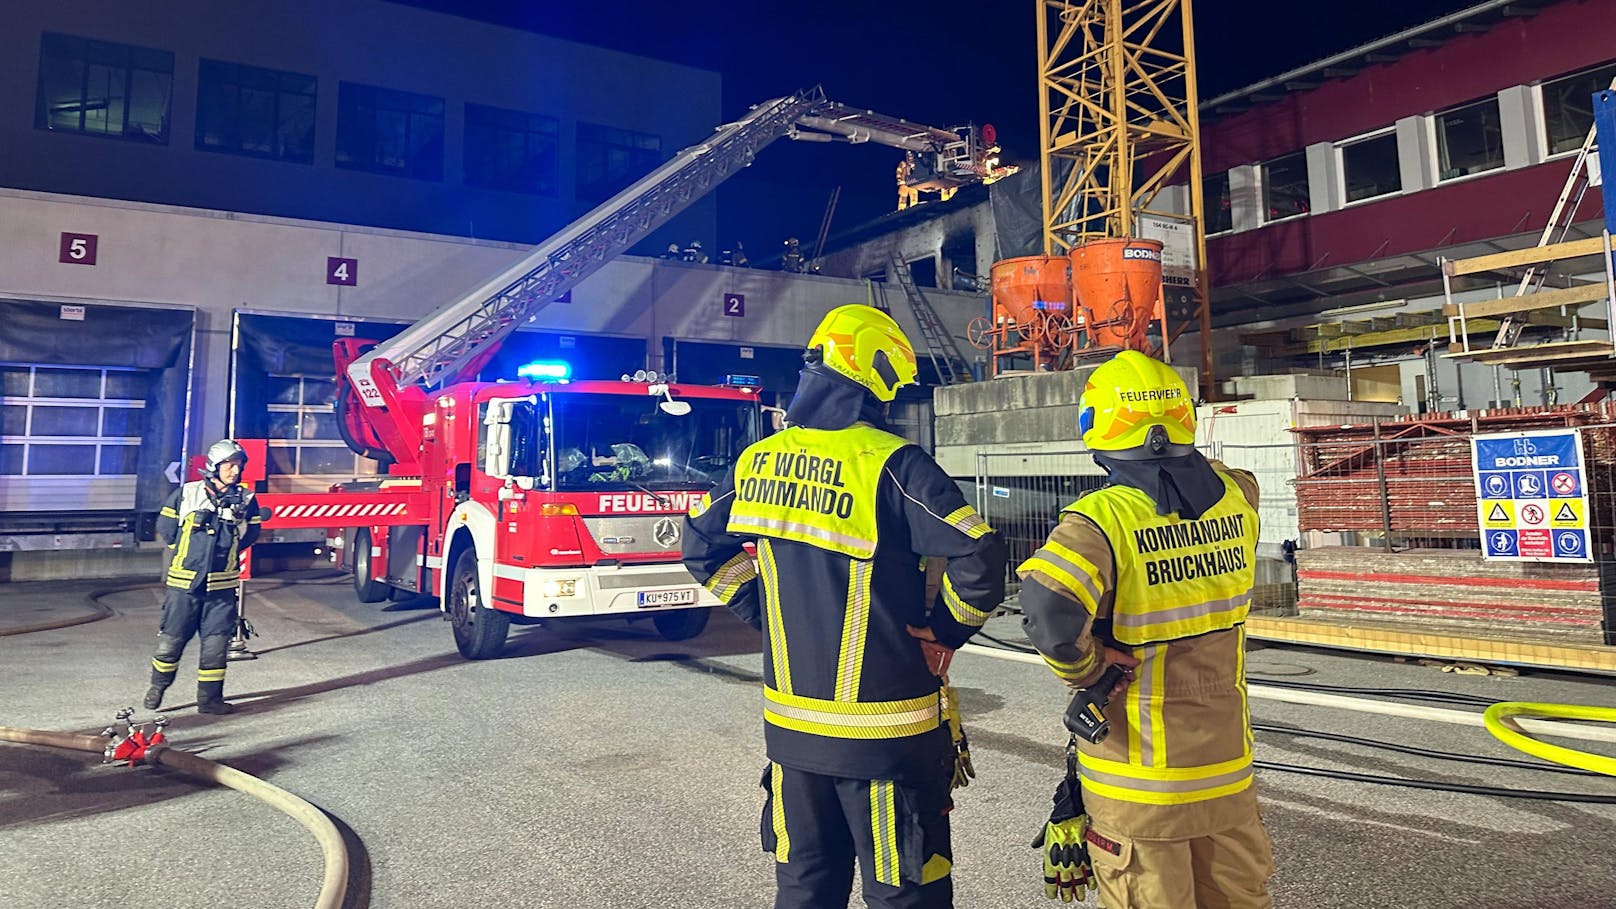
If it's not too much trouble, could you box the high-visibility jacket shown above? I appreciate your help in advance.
[1019,461,1261,840]
[683,422,1007,781]
[157,480,265,593]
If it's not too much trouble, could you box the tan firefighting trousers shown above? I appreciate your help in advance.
[1086,818,1274,909]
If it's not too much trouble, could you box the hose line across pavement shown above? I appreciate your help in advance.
[0,725,349,909]
[1483,702,1616,777]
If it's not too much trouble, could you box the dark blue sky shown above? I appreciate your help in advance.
[395,0,1475,256]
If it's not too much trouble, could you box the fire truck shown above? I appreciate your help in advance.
[256,87,996,659]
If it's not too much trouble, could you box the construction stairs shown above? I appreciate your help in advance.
[1441,78,1616,377]
[875,256,974,386]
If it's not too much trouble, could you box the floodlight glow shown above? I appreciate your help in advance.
[516,360,571,380]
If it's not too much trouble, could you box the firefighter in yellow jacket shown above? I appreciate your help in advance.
[142,439,266,715]
[683,304,1007,909]
[1019,351,1274,908]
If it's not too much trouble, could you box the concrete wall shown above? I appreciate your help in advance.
[932,365,1198,478]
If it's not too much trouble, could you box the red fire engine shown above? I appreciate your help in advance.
[255,87,996,658]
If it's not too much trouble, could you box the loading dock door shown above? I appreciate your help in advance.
[664,339,803,398]
[0,299,192,542]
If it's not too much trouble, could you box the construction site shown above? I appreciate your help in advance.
[3,0,1615,907]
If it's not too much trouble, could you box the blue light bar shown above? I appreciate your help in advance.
[517,360,572,380]
[725,374,762,387]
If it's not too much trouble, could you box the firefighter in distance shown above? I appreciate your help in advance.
[142,439,266,715]
[683,304,1007,909]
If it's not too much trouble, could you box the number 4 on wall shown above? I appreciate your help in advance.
[328,257,358,286]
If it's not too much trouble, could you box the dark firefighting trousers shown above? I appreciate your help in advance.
[149,587,239,702]
[761,760,954,909]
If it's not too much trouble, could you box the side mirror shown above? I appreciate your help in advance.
[762,405,786,433]
[659,400,692,416]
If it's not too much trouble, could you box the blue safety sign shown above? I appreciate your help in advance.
[1472,429,1590,563]
[1486,530,1519,558]
[1553,529,1587,559]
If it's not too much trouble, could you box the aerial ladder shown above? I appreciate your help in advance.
[340,86,993,469]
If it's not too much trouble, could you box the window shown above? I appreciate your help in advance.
[264,376,379,478]
[1542,62,1616,156]
[1202,172,1232,234]
[1340,132,1402,203]
[577,123,662,203]
[1436,98,1504,180]
[196,59,316,163]
[335,82,444,180]
[1260,153,1310,222]
[0,364,145,477]
[35,32,173,143]
[465,103,558,194]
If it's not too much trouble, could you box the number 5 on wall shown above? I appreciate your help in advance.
[58,232,98,266]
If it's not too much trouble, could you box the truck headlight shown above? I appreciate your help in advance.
[541,578,578,598]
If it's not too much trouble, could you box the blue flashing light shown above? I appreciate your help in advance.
[725,374,762,387]
[517,360,572,380]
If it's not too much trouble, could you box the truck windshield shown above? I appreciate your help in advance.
[551,393,758,491]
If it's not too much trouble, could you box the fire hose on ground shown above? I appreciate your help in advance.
[0,723,349,909]
[959,642,1616,794]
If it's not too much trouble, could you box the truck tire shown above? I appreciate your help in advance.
[652,608,710,642]
[448,549,509,660]
[352,529,391,604]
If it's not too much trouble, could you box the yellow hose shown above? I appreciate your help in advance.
[1482,702,1616,778]
[0,725,349,908]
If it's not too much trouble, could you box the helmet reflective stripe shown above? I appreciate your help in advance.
[806,304,918,402]
[1079,351,1195,453]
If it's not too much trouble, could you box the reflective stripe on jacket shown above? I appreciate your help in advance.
[157,480,263,592]
[1019,461,1262,839]
[683,425,1008,781]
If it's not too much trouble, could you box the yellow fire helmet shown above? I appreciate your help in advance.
[806,304,919,402]
[1079,350,1196,454]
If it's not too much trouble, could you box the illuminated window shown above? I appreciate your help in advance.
[35,32,172,144]
[1436,98,1504,180]
[577,122,661,203]
[336,82,444,180]
[1260,153,1310,222]
[0,365,145,477]
[1542,62,1616,155]
[1203,172,1232,234]
[466,103,558,195]
[264,376,379,478]
[196,59,316,163]
[1340,132,1401,203]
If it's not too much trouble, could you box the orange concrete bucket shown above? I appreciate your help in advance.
[1069,238,1163,349]
[990,255,1071,327]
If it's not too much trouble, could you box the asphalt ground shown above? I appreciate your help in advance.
[3,573,1615,909]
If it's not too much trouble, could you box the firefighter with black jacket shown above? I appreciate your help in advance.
[142,439,266,715]
[683,304,1008,909]
[1021,351,1274,907]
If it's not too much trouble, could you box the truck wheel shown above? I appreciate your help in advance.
[652,608,710,642]
[448,549,509,660]
[352,529,391,604]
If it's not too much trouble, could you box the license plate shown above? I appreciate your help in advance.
[638,588,697,608]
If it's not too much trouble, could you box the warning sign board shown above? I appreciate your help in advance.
[1472,429,1591,563]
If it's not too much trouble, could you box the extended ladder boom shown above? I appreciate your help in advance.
[348,87,987,406]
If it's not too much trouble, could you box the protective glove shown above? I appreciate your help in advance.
[941,684,975,789]
[1030,737,1094,902]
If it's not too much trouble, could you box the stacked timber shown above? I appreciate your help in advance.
[1295,547,1605,643]
[1293,404,1616,536]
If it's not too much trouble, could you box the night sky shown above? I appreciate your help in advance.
[394,0,1476,257]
